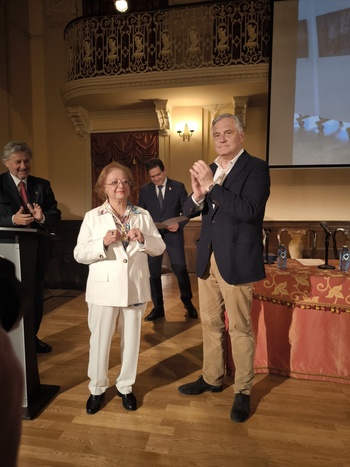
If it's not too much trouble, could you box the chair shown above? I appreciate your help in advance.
[262,227,276,263]
[332,228,350,259]
[277,228,317,259]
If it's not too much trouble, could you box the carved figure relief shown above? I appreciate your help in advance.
[160,31,172,56]
[83,40,93,63]
[107,37,118,60]
[187,29,200,55]
[216,27,228,52]
[133,34,145,59]
[245,23,258,49]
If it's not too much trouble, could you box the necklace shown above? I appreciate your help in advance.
[99,201,141,250]
[113,204,132,249]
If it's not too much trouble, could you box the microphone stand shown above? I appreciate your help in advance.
[318,229,335,270]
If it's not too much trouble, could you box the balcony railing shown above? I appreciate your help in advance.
[64,0,271,81]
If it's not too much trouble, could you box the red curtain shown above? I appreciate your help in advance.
[90,131,159,207]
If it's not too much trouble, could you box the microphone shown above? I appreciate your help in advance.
[320,222,332,237]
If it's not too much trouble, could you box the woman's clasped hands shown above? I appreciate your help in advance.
[103,228,144,247]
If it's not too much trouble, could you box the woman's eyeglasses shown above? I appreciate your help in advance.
[105,179,131,187]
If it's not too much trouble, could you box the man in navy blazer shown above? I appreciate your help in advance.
[177,114,270,423]
[0,141,61,352]
[138,159,198,321]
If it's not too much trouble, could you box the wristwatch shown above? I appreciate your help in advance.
[206,183,215,193]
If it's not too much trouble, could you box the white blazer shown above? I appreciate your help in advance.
[74,205,165,307]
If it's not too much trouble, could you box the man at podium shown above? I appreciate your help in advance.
[0,141,61,353]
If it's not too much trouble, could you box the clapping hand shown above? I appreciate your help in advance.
[27,203,44,223]
[13,206,34,226]
[189,160,214,201]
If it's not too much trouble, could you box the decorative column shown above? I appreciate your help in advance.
[66,106,90,139]
[232,96,248,127]
[153,99,171,136]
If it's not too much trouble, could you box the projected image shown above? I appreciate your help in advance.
[293,116,350,165]
[297,19,308,58]
[293,1,350,166]
[317,8,350,57]
[268,0,350,167]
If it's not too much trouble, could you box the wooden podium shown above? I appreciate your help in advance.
[0,227,60,419]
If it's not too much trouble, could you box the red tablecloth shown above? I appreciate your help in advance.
[226,260,350,384]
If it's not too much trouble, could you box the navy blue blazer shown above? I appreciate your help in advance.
[0,171,61,229]
[182,151,270,285]
[138,178,188,248]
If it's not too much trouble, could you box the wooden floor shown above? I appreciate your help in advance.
[19,274,350,467]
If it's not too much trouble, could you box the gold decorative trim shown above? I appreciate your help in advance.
[61,65,268,105]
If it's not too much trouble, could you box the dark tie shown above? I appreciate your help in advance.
[158,185,164,209]
[19,181,29,205]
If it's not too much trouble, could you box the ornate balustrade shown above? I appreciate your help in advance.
[64,1,271,81]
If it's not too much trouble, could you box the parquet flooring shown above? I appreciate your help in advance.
[18,274,350,467]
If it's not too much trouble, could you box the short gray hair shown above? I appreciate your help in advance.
[2,141,33,163]
[211,113,243,133]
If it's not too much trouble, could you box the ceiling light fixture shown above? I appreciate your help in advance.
[115,0,129,13]
[177,123,194,142]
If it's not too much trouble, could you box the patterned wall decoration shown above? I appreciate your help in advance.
[64,1,271,81]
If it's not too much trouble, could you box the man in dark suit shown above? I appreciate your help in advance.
[138,159,198,321]
[0,141,61,352]
[177,114,270,423]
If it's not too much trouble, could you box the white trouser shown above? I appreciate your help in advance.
[87,302,146,395]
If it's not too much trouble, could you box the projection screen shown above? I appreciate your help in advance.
[268,0,350,167]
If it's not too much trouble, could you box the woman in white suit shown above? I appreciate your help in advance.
[74,162,165,414]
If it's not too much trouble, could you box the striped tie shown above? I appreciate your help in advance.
[158,185,164,209]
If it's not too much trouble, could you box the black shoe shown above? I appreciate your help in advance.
[86,393,105,415]
[117,390,137,411]
[184,303,198,319]
[230,392,250,423]
[144,308,165,321]
[178,375,222,395]
[36,337,52,353]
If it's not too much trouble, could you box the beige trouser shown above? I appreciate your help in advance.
[87,303,146,396]
[198,253,255,394]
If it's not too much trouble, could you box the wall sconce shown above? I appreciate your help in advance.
[115,0,129,12]
[177,123,194,142]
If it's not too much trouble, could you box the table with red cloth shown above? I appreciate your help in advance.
[225,260,350,384]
